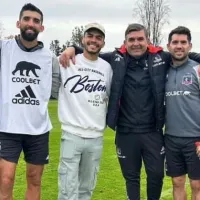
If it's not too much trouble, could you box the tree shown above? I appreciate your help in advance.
[49,25,84,54]
[70,26,84,47]
[50,39,62,56]
[133,0,170,45]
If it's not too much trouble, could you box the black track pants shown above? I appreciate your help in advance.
[115,131,165,200]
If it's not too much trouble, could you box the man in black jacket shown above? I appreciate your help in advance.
[59,23,200,200]
[107,24,166,200]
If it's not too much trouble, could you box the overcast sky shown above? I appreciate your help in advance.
[1,0,200,51]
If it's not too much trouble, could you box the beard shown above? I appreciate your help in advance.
[171,54,188,62]
[127,45,147,58]
[20,27,39,42]
[84,42,101,54]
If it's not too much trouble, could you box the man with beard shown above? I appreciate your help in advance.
[165,26,200,200]
[0,3,60,200]
[59,23,200,200]
[52,23,113,200]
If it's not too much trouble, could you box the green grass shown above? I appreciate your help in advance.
[13,100,191,200]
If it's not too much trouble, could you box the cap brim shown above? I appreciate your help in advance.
[85,27,105,36]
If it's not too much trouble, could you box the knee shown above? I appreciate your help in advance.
[190,180,200,191]
[123,171,140,181]
[1,174,14,186]
[26,170,41,187]
[172,176,186,188]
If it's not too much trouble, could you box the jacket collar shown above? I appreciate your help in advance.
[117,44,163,54]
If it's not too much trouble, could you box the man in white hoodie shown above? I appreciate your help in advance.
[52,23,113,200]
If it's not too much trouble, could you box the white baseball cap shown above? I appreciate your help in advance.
[84,22,105,36]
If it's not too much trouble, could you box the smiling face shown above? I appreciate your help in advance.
[167,34,192,61]
[124,30,148,57]
[82,29,105,55]
[16,10,44,42]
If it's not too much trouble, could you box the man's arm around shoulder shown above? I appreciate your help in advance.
[188,52,200,63]
[163,51,200,63]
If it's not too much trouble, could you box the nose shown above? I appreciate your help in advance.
[176,42,182,48]
[133,39,140,46]
[27,19,34,27]
[91,36,97,42]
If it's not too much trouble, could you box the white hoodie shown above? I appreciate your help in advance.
[58,54,113,138]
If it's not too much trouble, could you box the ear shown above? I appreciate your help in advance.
[82,36,85,46]
[16,21,20,29]
[167,43,170,51]
[102,41,105,48]
[124,39,127,48]
[189,42,192,51]
[147,37,151,44]
[40,25,44,33]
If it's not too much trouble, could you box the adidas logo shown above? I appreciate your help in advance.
[12,85,40,105]
[115,57,120,62]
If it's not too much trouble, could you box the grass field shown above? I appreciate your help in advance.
[13,100,192,200]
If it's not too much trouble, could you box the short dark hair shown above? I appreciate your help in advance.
[168,26,191,43]
[125,23,148,38]
[19,3,43,23]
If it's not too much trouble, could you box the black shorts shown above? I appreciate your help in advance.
[165,134,200,180]
[0,131,49,165]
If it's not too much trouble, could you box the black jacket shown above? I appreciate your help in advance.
[101,48,200,131]
[117,52,157,132]
[103,48,167,131]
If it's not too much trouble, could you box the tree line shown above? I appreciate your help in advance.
[0,0,170,55]
[49,26,84,56]
[50,0,170,55]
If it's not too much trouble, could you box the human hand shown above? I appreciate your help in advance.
[59,47,76,67]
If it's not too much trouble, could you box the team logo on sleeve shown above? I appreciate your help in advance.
[12,85,40,105]
[182,73,192,85]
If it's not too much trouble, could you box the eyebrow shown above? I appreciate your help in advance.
[87,33,103,37]
[23,16,41,21]
[128,36,145,40]
[172,40,187,43]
